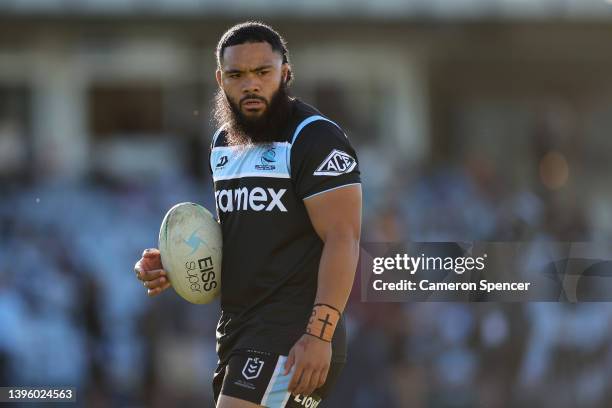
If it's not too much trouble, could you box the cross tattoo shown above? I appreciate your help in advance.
[317,312,333,338]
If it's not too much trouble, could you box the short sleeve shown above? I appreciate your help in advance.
[209,127,226,175]
[208,143,213,175]
[290,120,361,200]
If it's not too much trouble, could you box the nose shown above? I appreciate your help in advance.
[241,74,261,95]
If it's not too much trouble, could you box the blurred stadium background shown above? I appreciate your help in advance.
[2,0,612,407]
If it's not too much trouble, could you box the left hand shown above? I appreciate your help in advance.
[283,333,332,396]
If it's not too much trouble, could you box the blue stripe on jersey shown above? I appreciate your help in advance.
[211,142,291,182]
[287,115,344,174]
[290,115,341,145]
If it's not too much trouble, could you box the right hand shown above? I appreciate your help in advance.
[134,248,171,297]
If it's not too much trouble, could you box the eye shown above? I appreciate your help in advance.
[257,70,269,76]
[228,73,241,79]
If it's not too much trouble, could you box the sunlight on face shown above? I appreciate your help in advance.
[217,42,286,118]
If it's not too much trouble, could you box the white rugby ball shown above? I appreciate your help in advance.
[158,202,222,304]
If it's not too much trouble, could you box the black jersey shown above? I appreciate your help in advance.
[209,99,361,365]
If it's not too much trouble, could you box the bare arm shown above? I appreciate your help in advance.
[305,184,362,313]
[285,184,362,396]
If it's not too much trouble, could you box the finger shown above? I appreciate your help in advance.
[134,260,144,279]
[146,279,172,296]
[144,276,167,290]
[147,287,161,297]
[295,367,313,396]
[317,365,329,389]
[135,258,161,278]
[307,367,323,396]
[300,371,319,395]
[147,285,167,297]
[140,268,167,282]
[288,363,303,393]
[283,350,295,376]
[141,249,163,270]
[142,248,160,258]
[302,369,318,397]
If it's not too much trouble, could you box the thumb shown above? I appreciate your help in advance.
[143,248,160,258]
[283,350,295,376]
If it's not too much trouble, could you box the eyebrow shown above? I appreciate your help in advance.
[223,64,275,74]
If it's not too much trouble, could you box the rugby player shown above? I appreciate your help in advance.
[134,21,362,408]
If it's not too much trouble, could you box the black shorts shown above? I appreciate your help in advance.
[213,348,344,407]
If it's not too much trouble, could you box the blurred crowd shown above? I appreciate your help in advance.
[4,0,612,405]
[2,147,612,408]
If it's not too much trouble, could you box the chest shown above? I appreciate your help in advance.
[210,142,296,216]
[210,142,291,183]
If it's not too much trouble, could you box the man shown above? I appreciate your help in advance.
[134,21,361,408]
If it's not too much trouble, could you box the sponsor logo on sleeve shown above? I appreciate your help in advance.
[313,149,356,176]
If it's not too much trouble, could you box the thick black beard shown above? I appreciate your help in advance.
[213,82,293,146]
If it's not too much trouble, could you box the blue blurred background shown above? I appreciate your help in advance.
[2,1,612,407]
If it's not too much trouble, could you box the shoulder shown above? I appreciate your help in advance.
[291,120,349,155]
[211,126,228,148]
[289,111,358,177]
[289,101,347,148]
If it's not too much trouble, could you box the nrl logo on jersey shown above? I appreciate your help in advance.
[242,357,264,380]
[313,149,356,176]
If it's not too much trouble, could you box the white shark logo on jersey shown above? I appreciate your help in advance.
[313,149,356,176]
[215,187,287,213]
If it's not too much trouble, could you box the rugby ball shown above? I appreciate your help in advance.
[158,202,222,304]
